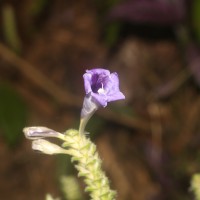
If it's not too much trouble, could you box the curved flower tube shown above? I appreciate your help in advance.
[80,68,125,134]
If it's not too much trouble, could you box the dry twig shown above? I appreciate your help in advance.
[0,43,150,131]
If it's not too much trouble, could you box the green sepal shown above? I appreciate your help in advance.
[62,141,73,147]
[99,192,111,198]
[75,165,89,177]
[71,156,80,162]
[85,185,99,192]
[65,129,78,136]
[80,142,91,151]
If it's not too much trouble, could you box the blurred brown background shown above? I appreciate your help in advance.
[0,0,200,199]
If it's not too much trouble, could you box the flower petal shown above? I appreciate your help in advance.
[83,73,92,94]
[32,139,67,155]
[86,68,110,76]
[104,73,121,94]
[23,126,61,139]
[107,91,125,102]
[91,93,108,107]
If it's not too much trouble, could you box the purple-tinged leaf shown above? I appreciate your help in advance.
[109,0,186,25]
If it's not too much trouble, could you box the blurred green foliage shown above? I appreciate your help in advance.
[104,22,122,47]
[192,0,200,44]
[95,0,121,15]
[56,154,85,199]
[110,104,135,116]
[0,84,27,146]
[95,0,122,47]
[60,175,82,200]
[191,173,200,200]
[30,0,49,16]
[2,5,21,53]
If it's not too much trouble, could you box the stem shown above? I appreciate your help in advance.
[63,129,116,200]
[79,111,95,135]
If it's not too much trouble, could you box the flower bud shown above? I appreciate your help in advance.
[32,139,68,155]
[23,126,63,140]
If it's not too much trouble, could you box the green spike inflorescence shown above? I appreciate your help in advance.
[62,129,116,200]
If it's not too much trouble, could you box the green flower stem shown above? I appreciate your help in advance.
[62,129,116,200]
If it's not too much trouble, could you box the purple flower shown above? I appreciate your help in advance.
[83,68,125,107]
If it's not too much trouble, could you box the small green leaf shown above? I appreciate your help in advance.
[80,142,91,151]
[62,141,73,147]
[71,156,80,162]
[85,186,97,192]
